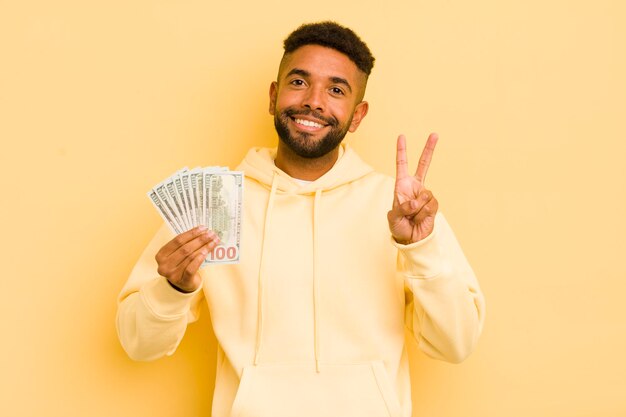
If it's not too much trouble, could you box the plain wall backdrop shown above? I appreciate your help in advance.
[1,0,625,416]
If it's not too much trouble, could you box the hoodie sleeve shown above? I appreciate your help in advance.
[394,213,485,363]
[116,225,204,361]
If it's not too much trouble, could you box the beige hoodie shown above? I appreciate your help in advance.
[117,144,485,417]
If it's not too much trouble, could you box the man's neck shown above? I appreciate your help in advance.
[274,144,340,181]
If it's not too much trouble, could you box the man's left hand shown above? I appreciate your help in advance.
[387,133,439,244]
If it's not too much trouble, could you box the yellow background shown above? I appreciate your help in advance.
[1,1,625,416]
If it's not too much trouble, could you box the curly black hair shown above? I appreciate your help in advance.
[283,21,375,76]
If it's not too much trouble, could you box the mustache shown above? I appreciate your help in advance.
[283,108,338,127]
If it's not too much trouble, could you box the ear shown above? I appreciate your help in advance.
[348,101,369,133]
[269,81,278,115]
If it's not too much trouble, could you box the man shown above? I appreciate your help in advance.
[117,21,485,417]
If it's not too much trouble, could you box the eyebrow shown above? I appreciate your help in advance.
[285,68,353,94]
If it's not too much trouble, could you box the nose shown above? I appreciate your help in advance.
[302,87,325,112]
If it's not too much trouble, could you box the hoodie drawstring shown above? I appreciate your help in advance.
[313,189,322,372]
[254,173,278,366]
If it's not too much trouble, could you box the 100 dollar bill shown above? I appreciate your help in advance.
[202,171,243,265]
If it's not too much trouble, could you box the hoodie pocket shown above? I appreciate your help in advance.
[230,361,402,417]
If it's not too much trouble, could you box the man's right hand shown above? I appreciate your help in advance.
[155,226,220,293]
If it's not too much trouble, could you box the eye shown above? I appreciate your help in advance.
[290,79,305,86]
[330,86,345,95]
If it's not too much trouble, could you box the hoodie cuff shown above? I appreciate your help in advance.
[392,227,443,279]
[140,277,201,319]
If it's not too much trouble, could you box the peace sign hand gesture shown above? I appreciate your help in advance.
[387,133,439,244]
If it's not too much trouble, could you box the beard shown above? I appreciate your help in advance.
[274,107,352,159]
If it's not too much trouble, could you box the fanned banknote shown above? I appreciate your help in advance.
[147,166,243,264]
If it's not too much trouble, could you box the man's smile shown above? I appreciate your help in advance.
[290,116,328,131]
[294,118,325,128]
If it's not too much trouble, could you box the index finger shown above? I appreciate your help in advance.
[396,134,409,180]
[414,133,439,184]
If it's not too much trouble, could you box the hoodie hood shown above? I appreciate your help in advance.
[237,143,374,194]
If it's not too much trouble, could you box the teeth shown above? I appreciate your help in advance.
[295,118,324,128]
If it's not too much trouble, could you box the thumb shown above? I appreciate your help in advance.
[398,200,420,217]
[388,199,420,223]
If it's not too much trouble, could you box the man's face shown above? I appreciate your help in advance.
[269,44,369,159]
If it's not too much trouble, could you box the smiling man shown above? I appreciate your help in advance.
[117,21,485,417]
